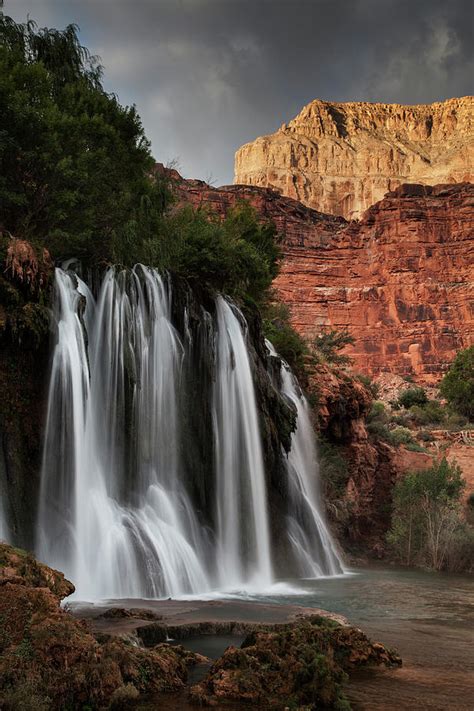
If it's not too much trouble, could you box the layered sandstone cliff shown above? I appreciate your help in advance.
[172,172,473,381]
[234,97,473,220]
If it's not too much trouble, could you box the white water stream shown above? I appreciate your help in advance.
[33,267,343,599]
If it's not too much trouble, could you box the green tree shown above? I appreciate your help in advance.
[440,346,474,420]
[0,16,169,264]
[141,202,280,304]
[387,458,469,571]
[0,16,281,306]
[387,470,423,566]
[311,329,355,366]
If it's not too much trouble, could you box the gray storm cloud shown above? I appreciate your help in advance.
[6,0,474,184]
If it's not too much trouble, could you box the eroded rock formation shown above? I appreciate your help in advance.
[173,172,474,382]
[190,617,401,708]
[234,96,473,219]
[0,543,203,710]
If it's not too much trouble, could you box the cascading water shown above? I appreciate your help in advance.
[36,265,343,600]
[37,266,209,599]
[213,297,273,588]
[0,498,8,542]
[267,341,344,577]
[0,450,9,541]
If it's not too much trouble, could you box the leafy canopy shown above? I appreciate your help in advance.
[0,15,281,305]
[0,16,170,265]
[387,458,471,571]
[311,329,354,366]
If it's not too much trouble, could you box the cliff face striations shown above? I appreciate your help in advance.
[173,173,474,381]
[234,97,473,220]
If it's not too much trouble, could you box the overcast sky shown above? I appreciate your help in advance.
[5,0,474,184]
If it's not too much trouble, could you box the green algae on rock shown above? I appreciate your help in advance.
[189,616,401,709]
[0,544,203,710]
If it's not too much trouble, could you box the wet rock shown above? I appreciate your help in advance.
[0,544,202,710]
[190,615,401,709]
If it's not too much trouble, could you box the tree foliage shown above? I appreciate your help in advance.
[397,387,428,409]
[141,201,280,303]
[387,458,472,571]
[0,16,170,265]
[311,329,355,366]
[440,346,474,420]
[0,15,281,305]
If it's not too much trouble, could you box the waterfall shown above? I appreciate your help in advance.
[35,265,343,600]
[0,497,8,543]
[0,447,9,541]
[37,267,209,599]
[213,297,273,588]
[267,341,344,577]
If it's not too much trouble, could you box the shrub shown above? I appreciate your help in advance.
[109,684,139,710]
[355,374,379,398]
[367,401,386,422]
[417,430,435,442]
[391,413,411,427]
[263,300,307,373]
[444,412,469,431]
[440,346,474,420]
[390,427,415,446]
[443,523,474,573]
[366,420,394,444]
[310,329,355,366]
[397,387,428,409]
[408,401,445,426]
[405,442,428,453]
[318,438,350,505]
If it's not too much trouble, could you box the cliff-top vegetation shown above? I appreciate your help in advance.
[0,15,279,305]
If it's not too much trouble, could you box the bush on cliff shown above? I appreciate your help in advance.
[311,328,355,366]
[440,346,474,421]
[387,458,473,571]
[142,201,280,304]
[397,387,428,409]
[262,299,308,373]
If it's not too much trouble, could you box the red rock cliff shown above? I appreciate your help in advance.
[172,172,473,382]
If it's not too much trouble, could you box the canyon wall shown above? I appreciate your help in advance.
[234,97,473,220]
[173,173,474,381]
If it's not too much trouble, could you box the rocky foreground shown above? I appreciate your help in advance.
[234,96,473,220]
[0,543,401,710]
